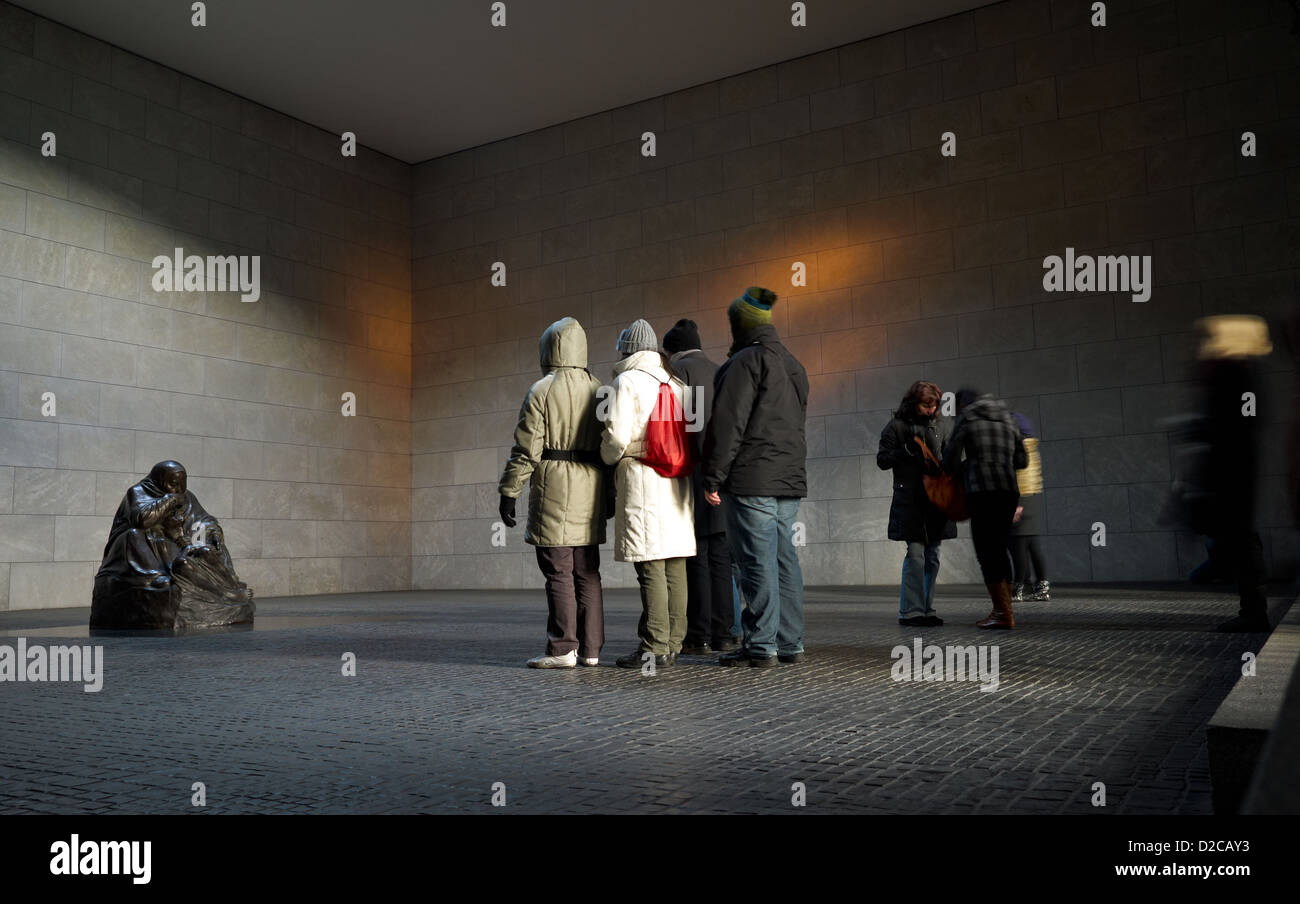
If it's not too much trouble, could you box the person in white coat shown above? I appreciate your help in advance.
[601,319,697,669]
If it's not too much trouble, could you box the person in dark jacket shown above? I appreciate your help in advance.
[701,287,810,667]
[664,318,736,653]
[877,380,957,627]
[942,387,1027,629]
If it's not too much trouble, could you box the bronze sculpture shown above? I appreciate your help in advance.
[90,461,255,631]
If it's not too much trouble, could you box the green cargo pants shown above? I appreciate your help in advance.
[634,557,688,655]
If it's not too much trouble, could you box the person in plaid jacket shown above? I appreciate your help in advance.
[942,388,1027,629]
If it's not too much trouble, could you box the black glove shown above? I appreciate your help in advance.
[498,495,516,528]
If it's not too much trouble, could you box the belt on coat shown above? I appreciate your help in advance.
[541,448,602,464]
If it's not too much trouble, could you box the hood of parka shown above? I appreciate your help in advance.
[540,316,588,373]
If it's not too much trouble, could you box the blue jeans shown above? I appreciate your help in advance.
[731,565,743,638]
[723,494,804,658]
[899,541,941,619]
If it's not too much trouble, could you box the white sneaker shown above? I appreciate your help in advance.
[527,650,577,669]
[580,657,599,667]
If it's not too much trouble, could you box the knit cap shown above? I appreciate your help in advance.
[615,318,658,355]
[728,286,777,337]
[662,318,702,353]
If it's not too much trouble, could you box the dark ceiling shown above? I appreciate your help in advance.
[15,0,987,163]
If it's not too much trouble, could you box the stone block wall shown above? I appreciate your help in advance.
[0,0,412,609]
[410,0,1299,590]
[2,0,1295,606]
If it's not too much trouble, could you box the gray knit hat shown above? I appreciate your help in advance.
[615,318,658,355]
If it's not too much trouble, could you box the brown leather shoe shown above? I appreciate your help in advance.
[976,580,1015,629]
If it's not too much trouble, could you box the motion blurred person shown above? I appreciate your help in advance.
[943,387,1027,629]
[1194,316,1274,633]
[1288,307,1300,585]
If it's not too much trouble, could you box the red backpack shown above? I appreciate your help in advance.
[640,380,695,478]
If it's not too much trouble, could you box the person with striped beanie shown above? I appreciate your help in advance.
[701,287,811,667]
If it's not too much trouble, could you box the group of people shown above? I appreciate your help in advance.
[875,313,1283,636]
[876,381,1049,630]
[498,287,808,669]
[498,294,1283,670]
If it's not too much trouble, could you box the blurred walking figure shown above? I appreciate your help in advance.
[499,317,609,669]
[942,388,1027,630]
[877,380,956,626]
[1180,316,1274,633]
[663,318,736,654]
[701,287,810,667]
[1009,412,1050,603]
[1287,308,1300,586]
[601,319,697,668]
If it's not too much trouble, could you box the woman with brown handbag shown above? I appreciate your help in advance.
[876,381,957,627]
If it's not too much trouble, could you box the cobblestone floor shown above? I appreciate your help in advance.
[0,585,1289,814]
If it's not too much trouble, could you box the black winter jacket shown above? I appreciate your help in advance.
[702,325,809,497]
[669,349,726,534]
[877,414,958,543]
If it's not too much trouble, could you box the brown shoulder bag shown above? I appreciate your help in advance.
[912,435,969,523]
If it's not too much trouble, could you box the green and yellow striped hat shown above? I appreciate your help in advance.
[728,286,778,337]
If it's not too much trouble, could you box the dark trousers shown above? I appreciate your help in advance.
[685,531,733,644]
[534,545,604,658]
[1010,535,1046,583]
[968,490,1019,585]
[1210,530,1268,617]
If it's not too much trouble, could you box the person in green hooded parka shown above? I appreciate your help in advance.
[499,317,610,669]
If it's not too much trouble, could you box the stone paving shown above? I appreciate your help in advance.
[0,586,1290,814]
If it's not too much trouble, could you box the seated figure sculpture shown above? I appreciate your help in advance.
[91,461,254,631]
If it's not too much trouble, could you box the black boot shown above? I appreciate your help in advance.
[719,648,776,668]
[616,649,673,668]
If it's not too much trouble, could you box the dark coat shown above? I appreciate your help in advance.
[701,324,809,498]
[942,397,1027,494]
[877,414,958,543]
[668,349,726,534]
[1202,357,1262,533]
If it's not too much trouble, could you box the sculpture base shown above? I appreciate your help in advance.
[90,574,177,631]
[176,596,256,631]
[91,574,255,633]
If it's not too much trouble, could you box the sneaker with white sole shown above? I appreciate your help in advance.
[580,657,599,666]
[526,650,577,669]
